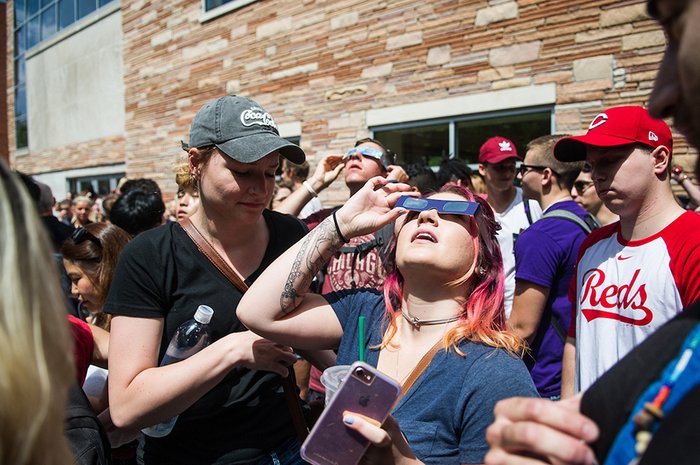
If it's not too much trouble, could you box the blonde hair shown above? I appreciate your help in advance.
[175,162,197,192]
[0,159,75,465]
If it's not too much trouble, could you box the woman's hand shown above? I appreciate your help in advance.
[484,395,599,465]
[225,331,297,377]
[335,177,418,238]
[342,414,421,465]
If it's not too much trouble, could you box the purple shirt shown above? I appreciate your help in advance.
[514,200,589,397]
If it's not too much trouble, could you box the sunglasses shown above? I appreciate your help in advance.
[573,180,594,194]
[395,196,480,216]
[517,164,563,177]
[344,146,388,168]
[72,228,102,248]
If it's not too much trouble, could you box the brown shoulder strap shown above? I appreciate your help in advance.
[400,339,443,399]
[179,217,249,292]
[178,217,308,440]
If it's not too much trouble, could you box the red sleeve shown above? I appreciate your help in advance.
[664,212,700,307]
[68,315,94,385]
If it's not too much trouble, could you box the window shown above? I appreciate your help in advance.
[12,0,116,149]
[204,0,233,10]
[201,0,258,22]
[372,108,552,167]
[68,172,124,197]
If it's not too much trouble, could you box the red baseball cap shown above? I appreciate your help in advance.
[554,106,672,162]
[479,136,521,164]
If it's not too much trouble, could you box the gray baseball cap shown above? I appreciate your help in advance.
[185,95,305,164]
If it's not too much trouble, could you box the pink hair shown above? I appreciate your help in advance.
[380,183,524,356]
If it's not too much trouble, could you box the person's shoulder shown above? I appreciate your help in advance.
[121,222,178,256]
[264,209,309,241]
[450,341,522,370]
[450,342,536,392]
[667,211,700,236]
[535,201,591,235]
[580,220,619,249]
[325,288,383,308]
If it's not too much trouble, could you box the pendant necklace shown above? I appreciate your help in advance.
[401,308,460,328]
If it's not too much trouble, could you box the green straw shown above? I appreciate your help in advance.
[358,316,366,362]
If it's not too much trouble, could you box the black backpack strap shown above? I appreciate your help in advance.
[583,213,601,231]
[524,199,534,225]
[550,313,568,345]
[541,209,597,234]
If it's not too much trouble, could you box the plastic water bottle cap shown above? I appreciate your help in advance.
[194,305,214,324]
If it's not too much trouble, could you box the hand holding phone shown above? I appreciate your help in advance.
[301,362,401,465]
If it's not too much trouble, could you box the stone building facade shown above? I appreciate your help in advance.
[5,0,694,202]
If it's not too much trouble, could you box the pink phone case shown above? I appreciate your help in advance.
[301,362,401,465]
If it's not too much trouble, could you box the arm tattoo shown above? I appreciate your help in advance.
[280,216,344,313]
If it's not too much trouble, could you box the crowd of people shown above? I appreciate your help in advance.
[4,0,700,464]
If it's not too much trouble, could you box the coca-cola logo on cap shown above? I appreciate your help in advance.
[240,107,278,130]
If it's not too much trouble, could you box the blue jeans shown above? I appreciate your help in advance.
[251,437,307,465]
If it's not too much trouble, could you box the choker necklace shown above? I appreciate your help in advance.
[402,309,460,328]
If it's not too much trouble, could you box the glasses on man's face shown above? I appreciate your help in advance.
[517,164,549,176]
[72,228,102,248]
[395,196,480,216]
[573,180,594,194]
[344,146,388,168]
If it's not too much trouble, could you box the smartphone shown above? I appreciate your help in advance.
[300,362,401,465]
[673,165,684,175]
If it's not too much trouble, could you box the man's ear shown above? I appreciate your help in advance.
[651,146,671,175]
[541,167,555,187]
[478,164,487,176]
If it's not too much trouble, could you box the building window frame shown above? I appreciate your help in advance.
[12,0,117,150]
[200,0,259,23]
[367,84,556,167]
[371,105,554,166]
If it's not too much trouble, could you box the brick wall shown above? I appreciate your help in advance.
[9,0,697,199]
[13,135,125,173]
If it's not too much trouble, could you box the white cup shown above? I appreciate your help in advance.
[320,365,352,406]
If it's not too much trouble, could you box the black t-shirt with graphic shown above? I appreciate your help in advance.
[104,210,307,465]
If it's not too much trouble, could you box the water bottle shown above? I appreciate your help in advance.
[142,305,214,438]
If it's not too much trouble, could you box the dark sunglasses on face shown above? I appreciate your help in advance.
[573,180,594,194]
[344,146,388,168]
[517,164,561,177]
[72,228,102,248]
[395,196,480,216]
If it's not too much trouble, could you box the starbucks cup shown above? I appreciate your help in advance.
[320,365,352,406]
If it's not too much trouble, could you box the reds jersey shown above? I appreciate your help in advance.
[570,211,700,393]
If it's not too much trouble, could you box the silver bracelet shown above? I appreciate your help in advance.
[302,180,318,197]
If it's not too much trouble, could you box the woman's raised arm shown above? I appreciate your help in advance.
[238,177,415,349]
